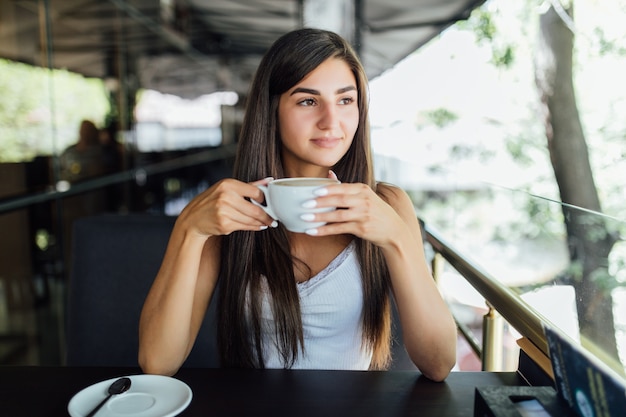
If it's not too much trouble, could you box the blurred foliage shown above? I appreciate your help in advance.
[420,108,459,128]
[0,59,110,162]
[412,0,626,309]
[457,7,517,68]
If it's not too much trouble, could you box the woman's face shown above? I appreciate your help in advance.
[278,57,359,177]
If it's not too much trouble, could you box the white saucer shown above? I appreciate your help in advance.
[68,374,192,417]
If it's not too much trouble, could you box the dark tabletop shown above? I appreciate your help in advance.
[0,366,525,417]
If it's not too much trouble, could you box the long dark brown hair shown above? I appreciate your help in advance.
[217,28,391,370]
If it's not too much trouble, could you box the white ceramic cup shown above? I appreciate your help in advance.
[253,177,339,233]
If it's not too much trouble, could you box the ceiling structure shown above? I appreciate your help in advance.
[0,0,485,98]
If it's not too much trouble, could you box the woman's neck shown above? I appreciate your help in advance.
[288,233,353,282]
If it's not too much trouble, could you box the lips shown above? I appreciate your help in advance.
[311,137,341,148]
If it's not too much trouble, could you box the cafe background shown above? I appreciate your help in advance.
[1,0,625,380]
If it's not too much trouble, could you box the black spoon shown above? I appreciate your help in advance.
[85,377,132,417]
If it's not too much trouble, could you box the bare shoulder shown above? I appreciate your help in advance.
[376,182,423,240]
[376,182,414,212]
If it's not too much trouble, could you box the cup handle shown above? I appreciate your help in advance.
[251,185,278,220]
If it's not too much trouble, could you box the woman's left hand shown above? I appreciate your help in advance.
[303,182,404,248]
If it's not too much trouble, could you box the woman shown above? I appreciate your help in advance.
[139,28,456,381]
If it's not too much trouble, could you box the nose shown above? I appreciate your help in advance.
[317,103,339,131]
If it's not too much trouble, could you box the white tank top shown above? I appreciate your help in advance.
[258,241,372,369]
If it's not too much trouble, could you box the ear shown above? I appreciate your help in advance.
[328,170,338,180]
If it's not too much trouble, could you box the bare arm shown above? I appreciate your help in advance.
[138,224,219,375]
[376,185,457,381]
[138,178,275,375]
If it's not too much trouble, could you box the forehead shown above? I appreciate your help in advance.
[292,58,356,90]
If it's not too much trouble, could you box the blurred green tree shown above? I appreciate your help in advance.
[0,59,109,163]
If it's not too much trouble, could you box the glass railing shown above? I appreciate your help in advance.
[411,182,626,379]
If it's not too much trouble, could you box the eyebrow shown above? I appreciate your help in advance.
[290,85,357,96]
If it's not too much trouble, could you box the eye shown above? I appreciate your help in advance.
[297,98,316,106]
[339,96,355,105]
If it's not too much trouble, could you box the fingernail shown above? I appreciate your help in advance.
[300,213,315,221]
[305,228,318,236]
[313,187,328,196]
[302,200,317,208]
[259,225,268,230]
[271,220,278,228]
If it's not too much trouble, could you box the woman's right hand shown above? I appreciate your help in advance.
[177,177,276,238]
[138,177,276,375]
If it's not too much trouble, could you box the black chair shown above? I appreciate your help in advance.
[65,214,218,367]
[389,299,418,371]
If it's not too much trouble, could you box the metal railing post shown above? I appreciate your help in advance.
[431,252,443,284]
[482,303,503,371]
[424,224,549,358]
